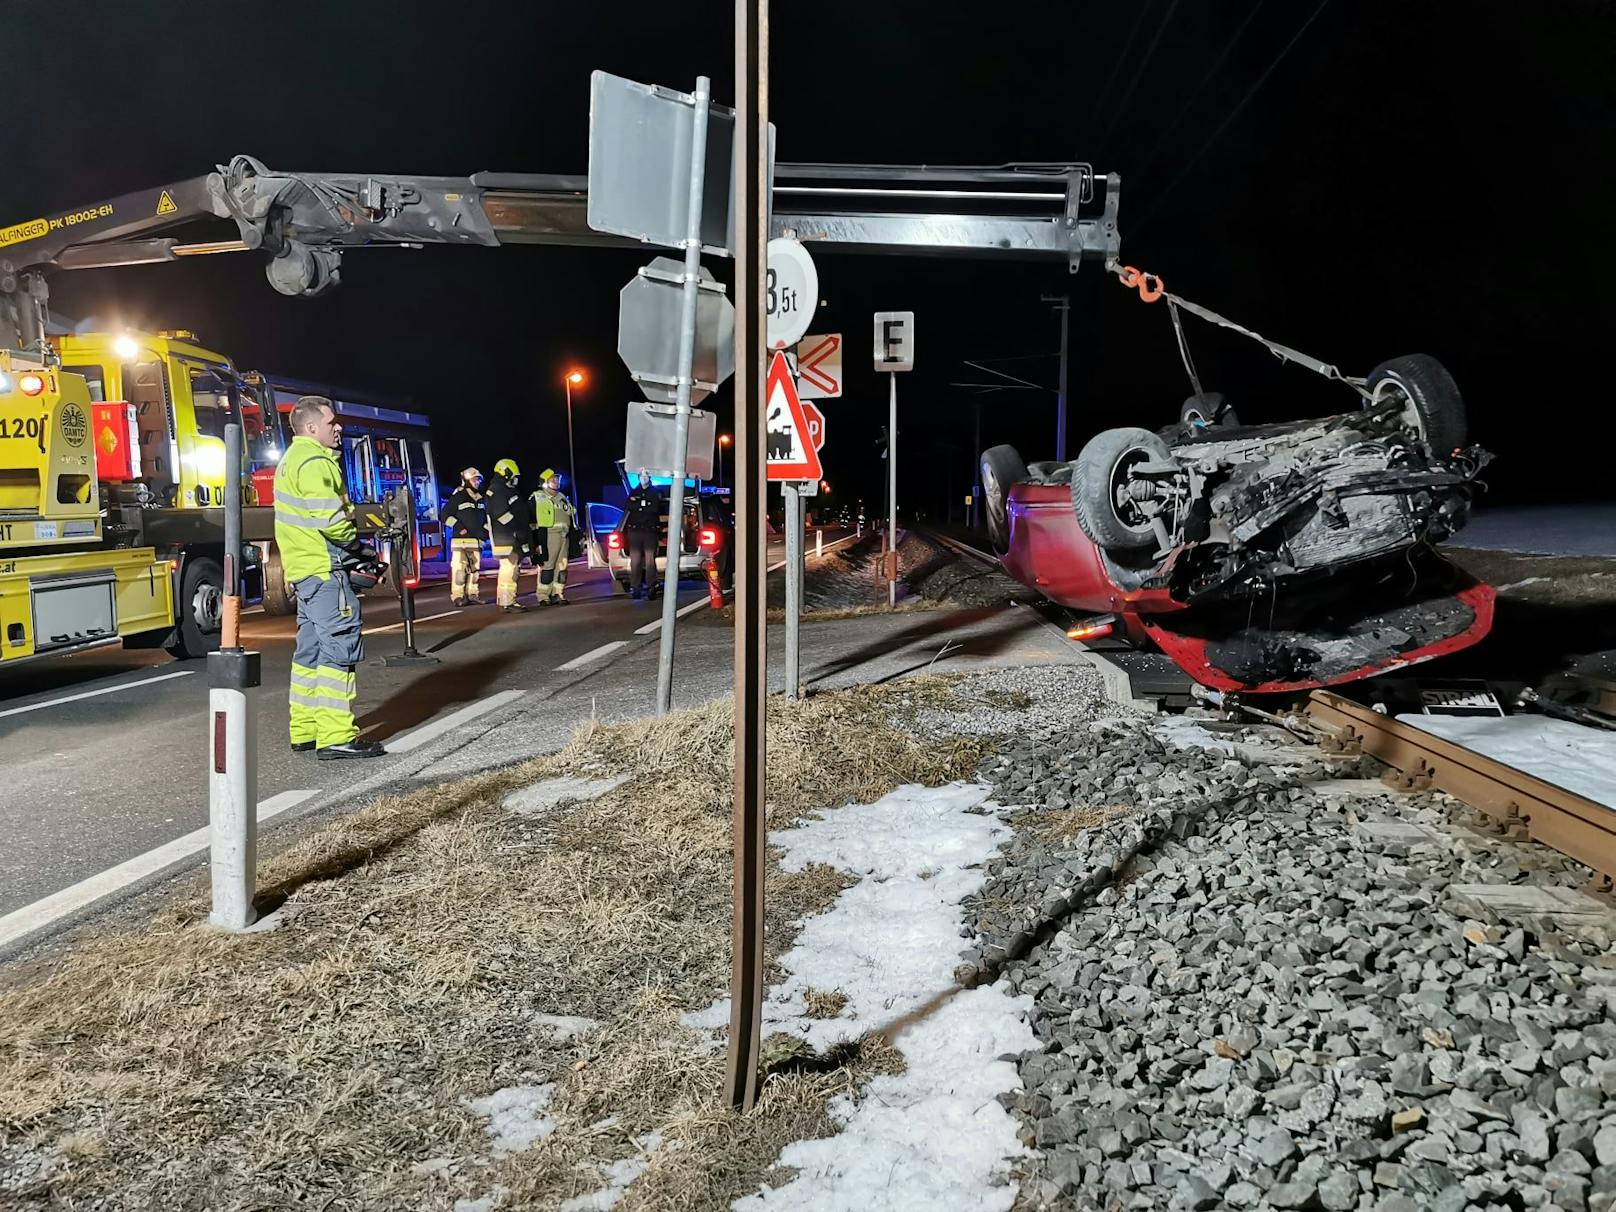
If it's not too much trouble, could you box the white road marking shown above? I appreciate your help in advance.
[384,689,526,753]
[555,641,628,671]
[363,609,461,635]
[0,670,195,721]
[0,787,318,949]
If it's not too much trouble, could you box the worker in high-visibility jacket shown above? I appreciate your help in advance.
[273,396,385,759]
[530,468,577,605]
[486,458,533,612]
[439,467,489,606]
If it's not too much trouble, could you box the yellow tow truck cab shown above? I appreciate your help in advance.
[0,350,172,662]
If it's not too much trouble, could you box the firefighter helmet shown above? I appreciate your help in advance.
[494,458,520,478]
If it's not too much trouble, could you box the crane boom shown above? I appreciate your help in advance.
[1,154,1121,357]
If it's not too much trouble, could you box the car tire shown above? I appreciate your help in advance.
[167,556,223,659]
[1181,392,1239,429]
[1365,354,1467,452]
[1072,427,1175,553]
[979,444,1028,555]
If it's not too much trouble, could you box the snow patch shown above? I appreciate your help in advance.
[504,775,628,816]
[713,782,1036,1211]
[465,1084,556,1153]
[1400,713,1616,809]
[454,1192,507,1212]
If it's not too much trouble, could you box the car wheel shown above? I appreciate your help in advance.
[1365,354,1467,452]
[1181,392,1239,429]
[167,556,223,659]
[1072,428,1175,553]
[979,444,1028,555]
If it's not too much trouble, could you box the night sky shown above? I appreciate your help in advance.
[4,1,1611,516]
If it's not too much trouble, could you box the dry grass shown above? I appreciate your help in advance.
[802,989,849,1020]
[1015,803,1130,844]
[0,679,988,1210]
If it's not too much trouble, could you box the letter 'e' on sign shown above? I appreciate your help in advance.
[873,311,914,372]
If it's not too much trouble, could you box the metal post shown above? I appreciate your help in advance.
[784,482,801,700]
[726,0,768,1114]
[654,74,712,717]
[971,398,982,530]
[565,377,579,511]
[887,371,898,609]
[208,422,259,931]
[1051,293,1070,463]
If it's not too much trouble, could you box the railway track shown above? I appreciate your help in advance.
[1305,690,1616,892]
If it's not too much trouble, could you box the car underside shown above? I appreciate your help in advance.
[982,354,1498,692]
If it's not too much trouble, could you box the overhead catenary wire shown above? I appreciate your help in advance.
[1132,0,1273,179]
[1135,0,1335,234]
[1093,0,1186,161]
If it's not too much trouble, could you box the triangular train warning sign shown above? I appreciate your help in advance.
[764,351,822,482]
[155,191,178,216]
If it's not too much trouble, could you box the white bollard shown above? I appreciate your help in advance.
[815,528,823,558]
[208,653,260,930]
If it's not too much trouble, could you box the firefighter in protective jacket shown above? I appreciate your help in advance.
[486,458,533,611]
[273,396,385,759]
[440,467,489,606]
[530,468,577,604]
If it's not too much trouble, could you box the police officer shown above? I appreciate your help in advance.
[622,470,661,600]
[440,466,489,606]
[486,458,533,612]
[530,468,577,605]
[275,395,385,759]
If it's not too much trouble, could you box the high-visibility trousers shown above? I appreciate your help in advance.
[450,541,482,603]
[289,571,364,749]
[491,545,522,607]
[538,527,570,599]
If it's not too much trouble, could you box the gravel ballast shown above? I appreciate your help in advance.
[953,665,1616,1212]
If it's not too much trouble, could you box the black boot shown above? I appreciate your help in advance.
[318,740,388,760]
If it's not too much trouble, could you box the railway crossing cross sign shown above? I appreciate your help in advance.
[764,351,822,482]
[795,331,842,398]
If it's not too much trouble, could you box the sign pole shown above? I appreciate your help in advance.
[785,482,801,700]
[726,0,769,1114]
[888,370,898,609]
[207,422,260,931]
[654,74,713,717]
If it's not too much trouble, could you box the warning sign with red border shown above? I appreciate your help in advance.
[764,352,823,482]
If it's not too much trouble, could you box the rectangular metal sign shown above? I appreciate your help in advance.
[625,402,717,480]
[873,311,915,372]
[588,70,775,256]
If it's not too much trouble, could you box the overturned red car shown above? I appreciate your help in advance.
[981,355,1495,694]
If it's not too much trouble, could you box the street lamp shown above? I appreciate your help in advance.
[718,432,732,487]
[563,368,587,509]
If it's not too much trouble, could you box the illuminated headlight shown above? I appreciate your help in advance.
[114,335,140,361]
[196,442,226,481]
[0,372,10,393]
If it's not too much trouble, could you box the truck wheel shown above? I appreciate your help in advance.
[1072,428,1175,553]
[980,445,1028,554]
[1365,354,1467,452]
[261,546,295,616]
[168,556,224,659]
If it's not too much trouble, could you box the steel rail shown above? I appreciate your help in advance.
[1306,690,1616,890]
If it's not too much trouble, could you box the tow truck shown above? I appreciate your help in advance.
[0,152,1120,665]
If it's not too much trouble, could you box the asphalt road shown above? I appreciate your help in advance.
[0,550,792,920]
